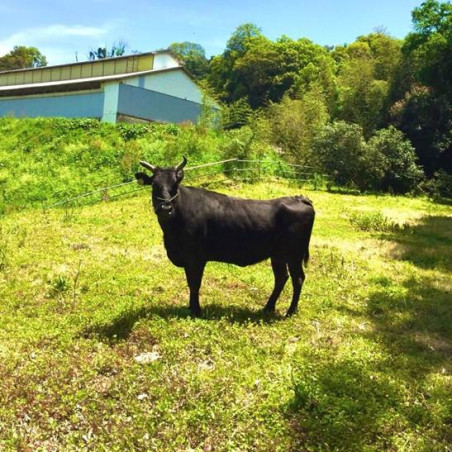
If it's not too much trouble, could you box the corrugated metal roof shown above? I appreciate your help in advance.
[0,50,174,76]
[0,66,185,97]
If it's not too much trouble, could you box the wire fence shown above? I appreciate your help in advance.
[45,158,331,209]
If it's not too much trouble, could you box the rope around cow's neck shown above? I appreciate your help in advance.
[156,192,179,203]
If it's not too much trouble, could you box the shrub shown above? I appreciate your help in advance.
[312,121,385,191]
[422,170,452,199]
[367,126,424,194]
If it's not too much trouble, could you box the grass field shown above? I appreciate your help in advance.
[0,180,451,451]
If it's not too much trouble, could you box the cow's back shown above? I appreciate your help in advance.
[167,187,314,267]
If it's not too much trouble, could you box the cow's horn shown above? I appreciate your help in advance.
[140,160,156,173]
[176,156,187,172]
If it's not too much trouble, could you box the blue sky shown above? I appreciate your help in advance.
[0,0,421,65]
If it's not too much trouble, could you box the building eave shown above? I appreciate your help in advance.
[0,50,173,76]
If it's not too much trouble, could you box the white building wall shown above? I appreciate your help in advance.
[124,70,203,104]
[153,53,180,70]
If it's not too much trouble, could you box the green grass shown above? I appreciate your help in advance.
[1,181,451,451]
[0,117,275,214]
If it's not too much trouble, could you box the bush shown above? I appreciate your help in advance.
[423,170,452,199]
[367,126,424,194]
[311,121,385,191]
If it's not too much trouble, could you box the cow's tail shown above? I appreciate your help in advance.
[301,198,315,268]
[302,220,314,268]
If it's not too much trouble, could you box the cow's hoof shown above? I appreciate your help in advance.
[190,308,202,318]
[285,309,298,317]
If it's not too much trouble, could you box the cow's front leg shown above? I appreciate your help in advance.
[184,262,206,317]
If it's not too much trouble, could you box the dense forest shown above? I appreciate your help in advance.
[170,0,452,196]
[0,0,451,197]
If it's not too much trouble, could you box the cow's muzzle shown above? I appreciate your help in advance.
[154,193,179,216]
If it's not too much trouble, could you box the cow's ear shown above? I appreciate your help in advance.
[135,172,154,186]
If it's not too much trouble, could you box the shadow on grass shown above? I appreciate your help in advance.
[287,358,406,451]
[370,213,452,365]
[81,306,152,343]
[381,214,452,272]
[285,273,452,450]
[286,214,452,450]
[82,300,283,342]
[367,274,452,361]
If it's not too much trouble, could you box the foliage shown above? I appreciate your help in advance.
[348,210,409,232]
[404,0,452,94]
[390,0,452,177]
[389,82,452,178]
[367,126,424,194]
[266,94,329,165]
[311,121,384,191]
[208,25,334,109]
[0,45,47,71]
[208,23,263,103]
[88,41,128,60]
[335,33,401,137]
[0,118,234,214]
[203,12,451,181]
[311,122,424,194]
[169,42,210,79]
[423,170,452,199]
[220,98,254,130]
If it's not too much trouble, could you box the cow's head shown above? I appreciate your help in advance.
[135,157,187,217]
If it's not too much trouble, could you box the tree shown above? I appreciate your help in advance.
[224,23,263,57]
[334,33,402,137]
[390,0,452,176]
[208,25,336,109]
[267,93,329,165]
[208,23,264,103]
[404,0,452,93]
[169,42,209,79]
[231,35,280,108]
[291,53,338,115]
[0,46,47,71]
[389,85,451,176]
[89,41,127,60]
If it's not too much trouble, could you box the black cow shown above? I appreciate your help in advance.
[135,157,315,317]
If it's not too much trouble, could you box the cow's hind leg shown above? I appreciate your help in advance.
[184,262,206,317]
[263,257,288,313]
[286,258,306,317]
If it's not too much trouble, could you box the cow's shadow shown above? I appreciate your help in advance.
[149,303,285,324]
[82,301,283,343]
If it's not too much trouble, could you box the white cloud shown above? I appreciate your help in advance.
[0,24,111,63]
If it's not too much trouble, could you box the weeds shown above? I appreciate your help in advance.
[348,210,409,232]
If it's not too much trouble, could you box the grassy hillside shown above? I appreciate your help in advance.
[1,181,451,450]
[0,117,278,214]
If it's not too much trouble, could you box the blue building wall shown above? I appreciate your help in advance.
[0,92,104,119]
[117,84,202,123]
